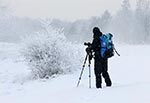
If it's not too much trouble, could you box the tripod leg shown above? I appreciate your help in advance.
[88,57,91,88]
[77,54,88,87]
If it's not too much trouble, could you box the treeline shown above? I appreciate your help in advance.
[58,0,150,44]
[50,0,150,44]
[0,0,150,44]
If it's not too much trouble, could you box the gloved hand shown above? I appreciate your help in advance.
[86,47,91,54]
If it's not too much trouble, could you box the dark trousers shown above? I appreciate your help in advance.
[94,56,112,88]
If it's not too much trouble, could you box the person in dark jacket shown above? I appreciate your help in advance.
[86,27,112,88]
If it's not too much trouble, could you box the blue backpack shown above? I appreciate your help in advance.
[100,33,114,58]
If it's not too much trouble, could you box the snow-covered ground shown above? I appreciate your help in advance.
[0,43,150,103]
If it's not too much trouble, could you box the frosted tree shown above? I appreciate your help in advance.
[100,10,112,32]
[135,0,150,44]
[62,19,92,42]
[0,17,43,42]
[0,1,10,18]
[112,0,133,44]
[21,21,83,79]
[66,21,79,41]
[89,16,101,27]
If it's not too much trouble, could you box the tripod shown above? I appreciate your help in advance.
[77,53,92,88]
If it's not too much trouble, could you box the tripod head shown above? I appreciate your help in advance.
[84,42,93,61]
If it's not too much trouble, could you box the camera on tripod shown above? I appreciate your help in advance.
[84,42,93,61]
[84,42,92,53]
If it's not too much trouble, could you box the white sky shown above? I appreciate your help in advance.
[6,0,136,21]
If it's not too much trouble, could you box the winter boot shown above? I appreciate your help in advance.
[106,79,112,87]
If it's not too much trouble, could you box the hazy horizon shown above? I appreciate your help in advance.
[4,0,136,21]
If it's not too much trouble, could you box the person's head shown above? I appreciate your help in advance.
[92,27,102,38]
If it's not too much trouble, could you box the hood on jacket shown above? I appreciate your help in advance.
[93,27,102,39]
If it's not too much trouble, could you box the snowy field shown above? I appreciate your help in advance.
[0,43,150,103]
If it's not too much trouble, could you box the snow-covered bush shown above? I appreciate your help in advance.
[21,26,83,79]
